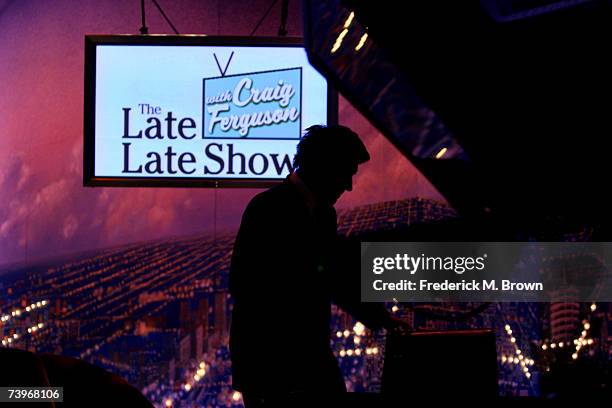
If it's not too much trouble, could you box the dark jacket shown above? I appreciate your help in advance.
[229,178,389,396]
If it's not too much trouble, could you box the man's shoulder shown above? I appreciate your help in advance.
[247,180,300,211]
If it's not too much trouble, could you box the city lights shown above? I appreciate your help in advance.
[232,391,241,402]
[503,323,533,380]
[538,304,598,363]
[0,299,49,327]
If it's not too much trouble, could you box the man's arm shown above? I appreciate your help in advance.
[330,236,411,333]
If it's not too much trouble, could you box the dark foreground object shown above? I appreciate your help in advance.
[0,347,153,407]
[383,330,499,398]
[247,329,609,406]
[244,392,596,407]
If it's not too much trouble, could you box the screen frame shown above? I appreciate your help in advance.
[83,35,338,188]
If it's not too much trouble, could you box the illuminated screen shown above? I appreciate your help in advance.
[84,36,335,187]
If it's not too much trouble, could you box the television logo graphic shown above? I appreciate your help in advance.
[202,67,302,140]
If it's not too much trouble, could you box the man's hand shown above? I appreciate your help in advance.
[383,315,413,335]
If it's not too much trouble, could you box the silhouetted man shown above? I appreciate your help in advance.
[229,125,409,407]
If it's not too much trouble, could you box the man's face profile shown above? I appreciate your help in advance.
[314,160,359,206]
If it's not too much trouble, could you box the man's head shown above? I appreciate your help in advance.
[293,125,370,206]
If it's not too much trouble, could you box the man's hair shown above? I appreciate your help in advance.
[293,125,370,170]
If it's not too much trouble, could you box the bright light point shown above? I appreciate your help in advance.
[391,305,399,313]
[331,29,349,54]
[513,358,519,364]
[344,12,355,29]
[516,349,521,355]
[197,369,205,377]
[164,398,172,407]
[372,347,379,355]
[1,340,5,346]
[590,303,596,311]
[31,326,37,332]
[572,353,578,359]
[587,339,593,345]
[355,349,361,356]
[510,337,516,343]
[519,355,524,360]
[550,343,556,349]
[365,348,371,355]
[558,342,563,348]
[581,330,587,337]
[36,302,41,307]
[339,350,346,357]
[27,328,32,333]
[353,322,365,336]
[199,362,205,369]
[354,337,361,345]
[523,367,529,373]
[38,323,43,328]
[184,383,191,391]
[343,330,350,338]
[26,307,30,312]
[525,372,531,379]
[232,391,241,402]
[13,334,18,339]
[194,374,200,382]
[520,361,526,367]
[505,324,511,331]
[584,323,590,330]
[355,33,368,51]
[542,344,547,350]
[347,349,354,356]
[42,300,47,306]
[336,331,343,338]
[501,355,506,363]
[434,147,448,159]
[15,310,20,316]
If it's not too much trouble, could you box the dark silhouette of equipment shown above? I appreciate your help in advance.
[382,330,499,400]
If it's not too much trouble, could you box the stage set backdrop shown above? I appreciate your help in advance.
[1,1,562,406]
[0,0,444,268]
